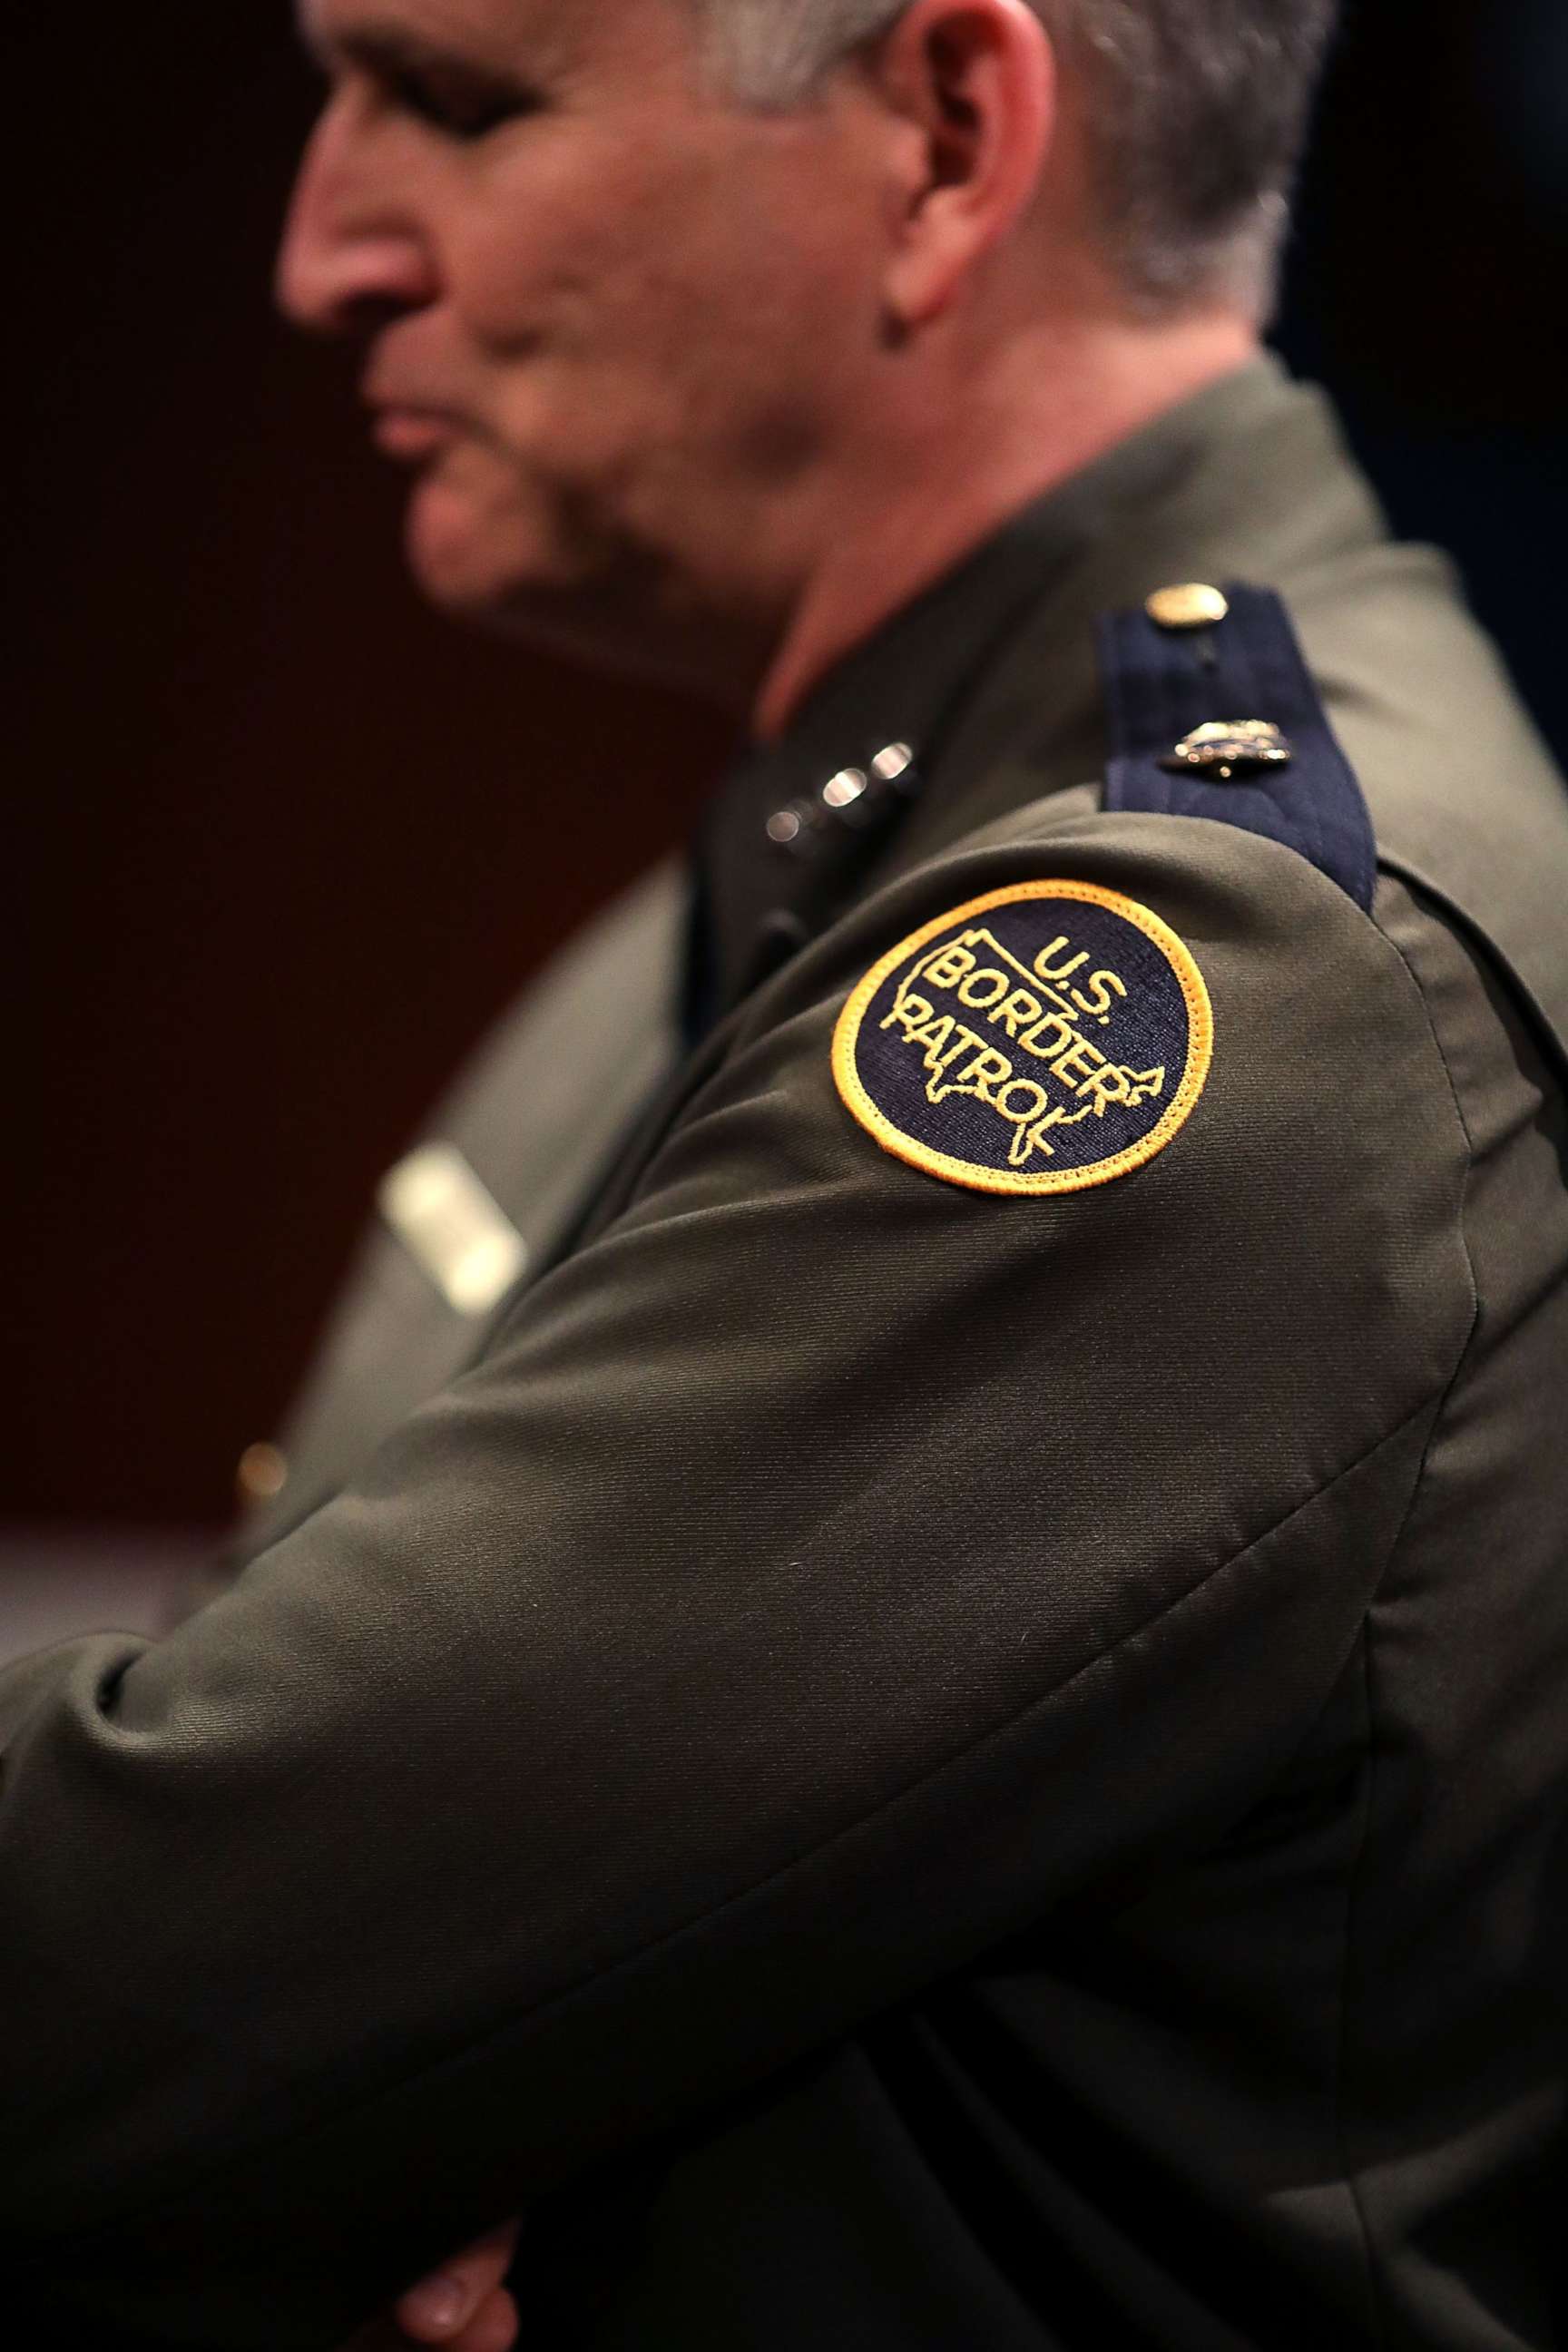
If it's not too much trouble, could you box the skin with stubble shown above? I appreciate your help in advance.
[277,0,1259,2338]
[278,0,1256,737]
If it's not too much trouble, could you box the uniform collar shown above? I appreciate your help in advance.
[691,355,1382,1024]
[689,485,1077,1026]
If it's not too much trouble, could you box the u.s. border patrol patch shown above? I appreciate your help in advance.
[832,880,1212,1196]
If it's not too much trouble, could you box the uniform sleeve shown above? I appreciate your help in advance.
[0,809,1475,2349]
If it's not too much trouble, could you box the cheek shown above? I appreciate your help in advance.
[440,129,884,506]
[456,129,874,371]
[449,134,683,356]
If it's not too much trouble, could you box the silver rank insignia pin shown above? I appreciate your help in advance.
[1159,720,1294,782]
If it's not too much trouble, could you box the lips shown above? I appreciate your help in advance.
[368,406,460,461]
[361,358,468,460]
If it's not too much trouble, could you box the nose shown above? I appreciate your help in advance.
[276,100,437,335]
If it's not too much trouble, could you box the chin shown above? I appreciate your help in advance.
[401,466,760,705]
[403,475,552,622]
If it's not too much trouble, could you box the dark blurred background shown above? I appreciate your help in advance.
[3,0,1565,1562]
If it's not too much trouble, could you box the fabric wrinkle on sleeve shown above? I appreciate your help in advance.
[0,810,1476,2350]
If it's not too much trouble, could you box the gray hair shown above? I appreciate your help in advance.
[690,0,1340,318]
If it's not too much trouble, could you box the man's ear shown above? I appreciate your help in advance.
[869,0,1055,329]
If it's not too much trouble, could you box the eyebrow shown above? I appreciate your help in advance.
[300,14,516,86]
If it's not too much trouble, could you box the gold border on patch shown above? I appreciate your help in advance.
[831,880,1213,1197]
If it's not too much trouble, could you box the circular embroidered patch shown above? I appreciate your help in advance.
[832,880,1212,1196]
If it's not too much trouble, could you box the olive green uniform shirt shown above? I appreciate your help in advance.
[5,360,1567,2350]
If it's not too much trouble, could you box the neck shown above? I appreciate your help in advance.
[750,309,1260,742]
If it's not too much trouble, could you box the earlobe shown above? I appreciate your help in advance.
[877,0,1054,331]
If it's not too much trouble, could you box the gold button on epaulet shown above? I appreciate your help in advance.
[1145,583,1230,632]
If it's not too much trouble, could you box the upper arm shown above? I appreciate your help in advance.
[0,811,1475,2348]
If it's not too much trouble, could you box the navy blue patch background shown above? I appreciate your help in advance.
[851,895,1195,1181]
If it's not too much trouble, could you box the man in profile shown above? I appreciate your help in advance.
[5,1,1568,2348]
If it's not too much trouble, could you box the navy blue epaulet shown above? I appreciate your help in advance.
[1098,583,1377,914]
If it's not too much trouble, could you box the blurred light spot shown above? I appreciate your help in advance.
[236,1441,289,1509]
[378,1142,528,1316]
